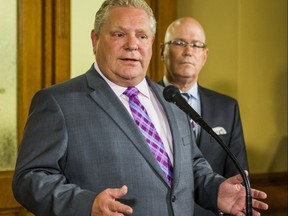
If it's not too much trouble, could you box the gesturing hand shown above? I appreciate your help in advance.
[218,172,268,216]
[91,185,133,216]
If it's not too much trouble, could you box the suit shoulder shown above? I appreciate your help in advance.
[29,74,90,108]
[39,74,88,97]
[199,86,238,104]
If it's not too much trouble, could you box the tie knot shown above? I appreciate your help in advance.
[124,86,139,98]
[181,93,191,101]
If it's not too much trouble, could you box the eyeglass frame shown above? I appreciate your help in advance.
[161,39,207,50]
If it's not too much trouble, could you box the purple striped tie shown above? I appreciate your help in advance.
[124,87,173,186]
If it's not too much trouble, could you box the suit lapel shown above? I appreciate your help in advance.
[85,68,171,186]
[148,80,182,188]
[198,86,214,151]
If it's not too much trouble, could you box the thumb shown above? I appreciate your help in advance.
[109,185,128,200]
[227,170,248,185]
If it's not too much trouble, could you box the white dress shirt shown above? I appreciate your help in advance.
[163,76,201,137]
[94,62,174,164]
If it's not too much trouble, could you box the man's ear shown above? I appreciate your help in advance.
[202,48,209,65]
[91,30,98,54]
[160,44,165,60]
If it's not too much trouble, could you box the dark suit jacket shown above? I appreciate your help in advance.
[158,79,249,216]
[12,66,225,216]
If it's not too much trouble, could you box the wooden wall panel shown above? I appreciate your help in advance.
[0,171,20,215]
[17,0,70,143]
[17,0,43,145]
[0,171,31,216]
[54,0,71,83]
[250,172,288,216]
[146,0,177,82]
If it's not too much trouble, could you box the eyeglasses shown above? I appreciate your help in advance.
[162,39,207,50]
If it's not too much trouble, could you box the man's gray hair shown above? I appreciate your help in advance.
[94,0,156,36]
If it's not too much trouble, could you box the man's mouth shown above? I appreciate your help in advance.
[180,60,195,66]
[120,57,139,61]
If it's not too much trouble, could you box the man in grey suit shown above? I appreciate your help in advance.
[12,1,268,215]
[158,17,250,216]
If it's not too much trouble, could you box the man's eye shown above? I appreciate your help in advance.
[174,41,186,46]
[139,34,148,39]
[113,33,125,37]
[193,42,202,47]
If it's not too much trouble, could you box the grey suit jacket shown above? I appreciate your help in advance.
[158,79,249,216]
[13,66,225,216]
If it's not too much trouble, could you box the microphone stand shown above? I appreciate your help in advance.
[163,86,252,216]
[195,116,252,216]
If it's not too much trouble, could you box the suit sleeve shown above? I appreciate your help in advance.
[192,140,225,213]
[12,90,97,216]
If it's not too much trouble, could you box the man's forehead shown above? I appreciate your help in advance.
[102,8,152,33]
[167,25,205,41]
[106,7,149,20]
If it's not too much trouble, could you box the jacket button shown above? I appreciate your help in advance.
[171,195,176,202]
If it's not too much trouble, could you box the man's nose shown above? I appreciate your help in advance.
[125,36,139,51]
[183,45,194,56]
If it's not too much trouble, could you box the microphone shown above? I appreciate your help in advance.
[163,85,252,216]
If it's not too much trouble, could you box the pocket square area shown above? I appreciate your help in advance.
[212,127,227,135]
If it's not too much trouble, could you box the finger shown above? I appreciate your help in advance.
[235,212,245,216]
[239,208,259,216]
[252,198,269,210]
[251,207,266,216]
[110,200,133,215]
[251,188,268,199]
[91,186,132,216]
[108,186,133,214]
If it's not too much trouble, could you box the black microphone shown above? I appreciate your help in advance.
[163,85,252,216]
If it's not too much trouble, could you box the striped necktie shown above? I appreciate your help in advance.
[181,93,197,137]
[124,87,173,186]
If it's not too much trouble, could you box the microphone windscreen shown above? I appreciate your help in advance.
[163,85,180,102]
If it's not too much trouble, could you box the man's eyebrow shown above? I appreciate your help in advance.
[110,25,150,33]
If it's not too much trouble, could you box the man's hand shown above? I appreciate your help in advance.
[91,185,133,216]
[218,171,268,216]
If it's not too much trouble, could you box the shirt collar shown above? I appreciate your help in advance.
[163,75,199,100]
[186,82,199,100]
[94,62,150,99]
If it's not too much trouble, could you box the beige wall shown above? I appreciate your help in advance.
[177,0,287,173]
[71,0,104,77]
[0,0,17,170]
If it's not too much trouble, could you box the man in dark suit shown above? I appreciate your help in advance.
[12,1,267,216]
[158,17,250,216]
